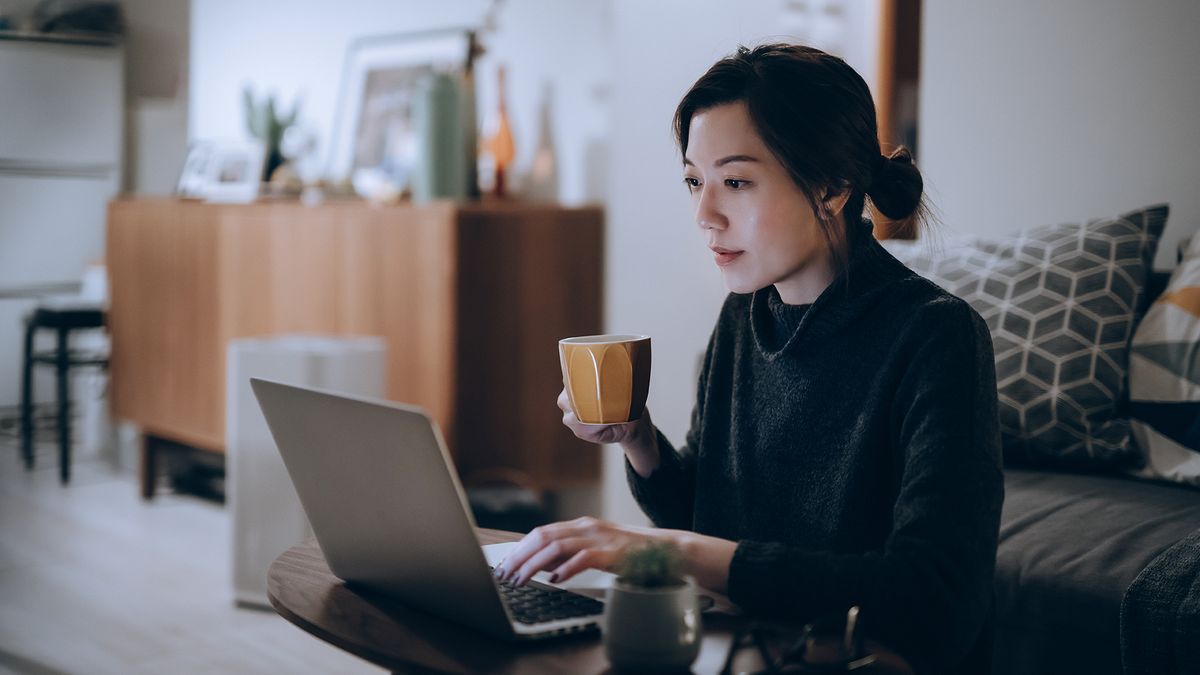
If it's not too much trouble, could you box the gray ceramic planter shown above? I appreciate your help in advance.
[603,576,701,672]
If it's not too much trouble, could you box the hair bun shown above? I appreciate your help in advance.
[867,147,922,221]
[869,154,888,184]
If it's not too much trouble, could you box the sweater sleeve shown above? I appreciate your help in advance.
[624,325,717,530]
[624,414,699,529]
[726,299,1004,673]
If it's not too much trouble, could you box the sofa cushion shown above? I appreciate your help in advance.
[995,469,1200,674]
[1129,233,1200,485]
[883,206,1168,470]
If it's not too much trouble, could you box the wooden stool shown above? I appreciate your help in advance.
[20,306,109,484]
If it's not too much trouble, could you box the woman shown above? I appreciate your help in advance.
[496,44,1003,673]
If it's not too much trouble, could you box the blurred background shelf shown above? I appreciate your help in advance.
[106,197,604,498]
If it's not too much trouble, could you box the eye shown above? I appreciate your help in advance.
[683,177,701,192]
[724,179,749,190]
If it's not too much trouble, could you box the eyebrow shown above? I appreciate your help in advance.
[682,154,761,167]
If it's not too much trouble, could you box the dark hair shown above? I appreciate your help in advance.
[674,43,928,274]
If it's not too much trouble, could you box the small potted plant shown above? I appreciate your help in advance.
[603,541,702,673]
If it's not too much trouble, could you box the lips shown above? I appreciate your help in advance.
[711,247,744,266]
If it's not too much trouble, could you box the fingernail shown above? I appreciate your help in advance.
[494,566,504,578]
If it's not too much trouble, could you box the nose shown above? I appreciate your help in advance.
[694,185,727,231]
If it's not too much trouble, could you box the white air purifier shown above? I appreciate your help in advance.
[227,335,386,608]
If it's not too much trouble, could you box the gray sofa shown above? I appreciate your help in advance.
[992,271,1200,675]
[883,213,1199,675]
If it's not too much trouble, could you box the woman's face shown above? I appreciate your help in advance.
[683,101,846,304]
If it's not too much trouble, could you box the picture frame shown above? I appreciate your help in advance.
[327,28,476,191]
[204,141,266,203]
[176,140,266,203]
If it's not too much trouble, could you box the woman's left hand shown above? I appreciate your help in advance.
[495,517,663,587]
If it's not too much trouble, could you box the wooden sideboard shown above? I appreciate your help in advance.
[107,197,603,496]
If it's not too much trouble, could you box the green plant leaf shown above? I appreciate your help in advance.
[243,87,262,138]
[617,542,684,588]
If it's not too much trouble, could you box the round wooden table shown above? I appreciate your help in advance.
[267,529,913,674]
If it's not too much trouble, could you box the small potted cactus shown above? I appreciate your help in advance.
[603,542,702,673]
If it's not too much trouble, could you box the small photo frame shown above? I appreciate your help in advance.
[176,140,265,203]
[204,141,265,203]
[327,28,476,189]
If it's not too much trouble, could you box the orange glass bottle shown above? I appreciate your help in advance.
[484,65,515,198]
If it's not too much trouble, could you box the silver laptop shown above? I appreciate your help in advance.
[250,377,603,640]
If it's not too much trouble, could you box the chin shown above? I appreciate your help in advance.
[720,272,765,296]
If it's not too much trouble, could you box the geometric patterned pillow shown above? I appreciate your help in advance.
[883,205,1168,470]
[1129,233,1200,485]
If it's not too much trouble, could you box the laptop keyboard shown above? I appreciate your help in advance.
[495,574,604,625]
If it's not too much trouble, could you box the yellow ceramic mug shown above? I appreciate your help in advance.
[559,335,652,425]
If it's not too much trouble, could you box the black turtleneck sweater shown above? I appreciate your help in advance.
[626,224,1004,674]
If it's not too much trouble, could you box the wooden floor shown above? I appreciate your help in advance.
[0,435,382,675]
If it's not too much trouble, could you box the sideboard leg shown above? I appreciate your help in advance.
[140,433,158,500]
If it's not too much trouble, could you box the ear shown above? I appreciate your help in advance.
[821,186,851,217]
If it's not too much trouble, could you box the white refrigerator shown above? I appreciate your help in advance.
[0,36,123,409]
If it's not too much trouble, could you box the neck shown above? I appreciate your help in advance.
[774,253,835,305]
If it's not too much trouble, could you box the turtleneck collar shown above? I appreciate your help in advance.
[750,219,913,360]
[759,286,812,352]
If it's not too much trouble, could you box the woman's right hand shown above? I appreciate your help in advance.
[558,389,661,477]
[557,388,651,446]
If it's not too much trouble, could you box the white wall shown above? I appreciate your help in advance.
[920,0,1200,270]
[190,0,610,204]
